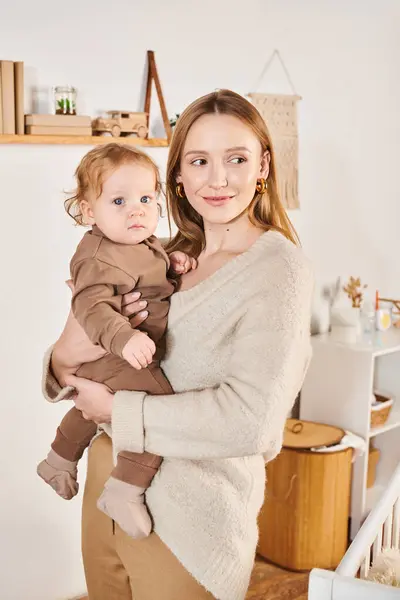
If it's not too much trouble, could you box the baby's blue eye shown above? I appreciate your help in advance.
[113,197,124,206]
[140,196,151,204]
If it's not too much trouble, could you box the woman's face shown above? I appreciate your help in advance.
[177,113,270,225]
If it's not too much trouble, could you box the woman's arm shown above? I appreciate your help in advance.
[111,257,314,461]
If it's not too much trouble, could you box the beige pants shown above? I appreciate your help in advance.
[82,434,215,600]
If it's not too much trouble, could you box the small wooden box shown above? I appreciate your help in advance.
[257,419,352,571]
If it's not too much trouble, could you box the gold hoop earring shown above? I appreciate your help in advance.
[256,178,267,194]
[176,183,185,199]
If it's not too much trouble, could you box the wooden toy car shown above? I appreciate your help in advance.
[92,111,148,138]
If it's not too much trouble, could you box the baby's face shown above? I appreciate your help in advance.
[82,163,159,244]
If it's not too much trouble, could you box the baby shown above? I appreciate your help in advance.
[38,143,192,539]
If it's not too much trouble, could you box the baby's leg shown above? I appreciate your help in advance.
[96,359,173,537]
[97,451,162,539]
[37,407,97,499]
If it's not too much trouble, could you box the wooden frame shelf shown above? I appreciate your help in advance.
[0,134,169,147]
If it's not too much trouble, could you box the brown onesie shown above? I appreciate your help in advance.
[51,225,175,489]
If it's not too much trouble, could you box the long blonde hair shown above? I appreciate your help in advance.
[165,89,299,257]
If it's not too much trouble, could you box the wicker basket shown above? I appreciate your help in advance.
[370,391,393,428]
[258,419,352,571]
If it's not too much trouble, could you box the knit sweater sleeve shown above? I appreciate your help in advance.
[112,255,314,460]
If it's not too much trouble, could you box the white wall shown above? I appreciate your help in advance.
[1,1,399,598]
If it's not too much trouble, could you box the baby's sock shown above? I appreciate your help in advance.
[37,449,79,500]
[97,477,152,539]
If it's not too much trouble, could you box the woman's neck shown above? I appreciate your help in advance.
[202,216,263,257]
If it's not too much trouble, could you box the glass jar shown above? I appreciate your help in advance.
[361,300,376,340]
[54,86,77,115]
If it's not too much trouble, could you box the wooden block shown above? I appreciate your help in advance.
[25,114,91,127]
[14,61,24,134]
[25,125,93,136]
[0,60,15,134]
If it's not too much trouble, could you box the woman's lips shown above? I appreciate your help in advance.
[203,195,234,206]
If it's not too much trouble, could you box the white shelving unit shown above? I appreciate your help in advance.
[300,328,400,539]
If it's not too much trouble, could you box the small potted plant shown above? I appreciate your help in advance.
[330,276,369,342]
[342,276,367,334]
[343,276,367,309]
[54,86,77,115]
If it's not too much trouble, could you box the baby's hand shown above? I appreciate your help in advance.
[122,331,156,370]
[169,251,197,275]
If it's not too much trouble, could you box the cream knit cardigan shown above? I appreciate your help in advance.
[43,230,313,600]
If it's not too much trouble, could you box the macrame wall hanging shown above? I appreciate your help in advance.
[248,50,301,209]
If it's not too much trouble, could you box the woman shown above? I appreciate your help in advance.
[44,89,313,600]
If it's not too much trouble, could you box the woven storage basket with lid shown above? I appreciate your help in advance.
[257,418,353,571]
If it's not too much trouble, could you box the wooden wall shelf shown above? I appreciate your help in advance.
[0,134,169,147]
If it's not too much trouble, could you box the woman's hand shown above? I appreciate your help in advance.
[65,374,114,424]
[51,281,150,387]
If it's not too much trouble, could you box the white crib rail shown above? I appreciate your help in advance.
[337,462,400,579]
[309,462,400,600]
[309,570,400,600]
